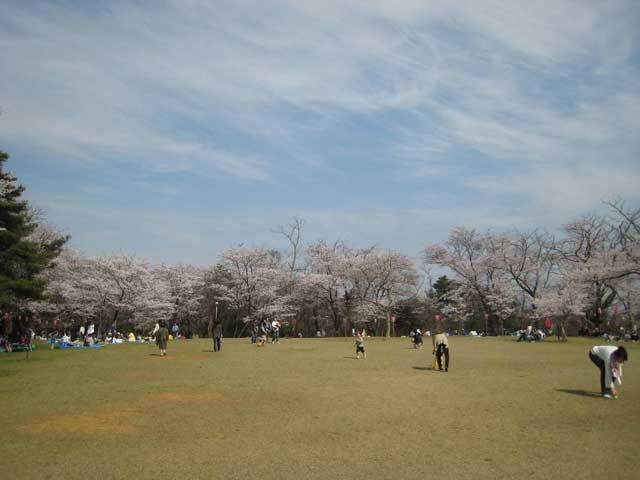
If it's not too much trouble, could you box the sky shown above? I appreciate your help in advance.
[1,0,639,265]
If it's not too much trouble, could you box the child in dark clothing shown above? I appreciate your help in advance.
[355,330,366,359]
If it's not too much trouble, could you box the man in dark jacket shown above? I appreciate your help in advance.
[213,322,223,352]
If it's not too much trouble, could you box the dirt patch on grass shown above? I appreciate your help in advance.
[26,390,224,436]
[29,408,142,435]
[153,391,224,403]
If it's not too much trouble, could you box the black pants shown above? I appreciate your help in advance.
[589,352,607,394]
[213,336,222,352]
[436,344,449,371]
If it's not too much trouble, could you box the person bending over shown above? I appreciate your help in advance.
[589,345,627,399]
[432,331,449,372]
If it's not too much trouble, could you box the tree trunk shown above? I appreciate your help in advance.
[386,311,391,338]
[233,310,241,338]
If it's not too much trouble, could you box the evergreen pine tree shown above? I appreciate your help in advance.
[0,150,67,339]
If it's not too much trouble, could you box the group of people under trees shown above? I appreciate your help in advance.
[0,313,36,352]
[151,319,224,356]
[517,325,547,342]
[250,319,281,346]
[48,321,97,349]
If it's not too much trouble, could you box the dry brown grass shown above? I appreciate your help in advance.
[1,336,639,479]
[152,390,225,403]
[29,408,142,435]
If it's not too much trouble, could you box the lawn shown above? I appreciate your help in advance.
[1,336,639,479]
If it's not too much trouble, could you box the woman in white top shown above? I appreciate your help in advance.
[588,345,627,398]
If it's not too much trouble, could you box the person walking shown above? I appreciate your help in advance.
[213,322,223,352]
[589,345,627,398]
[432,330,450,372]
[156,320,169,356]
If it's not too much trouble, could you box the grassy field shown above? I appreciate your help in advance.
[1,336,639,479]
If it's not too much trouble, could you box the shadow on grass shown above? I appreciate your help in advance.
[412,366,433,371]
[343,356,359,360]
[556,389,601,398]
[148,353,164,357]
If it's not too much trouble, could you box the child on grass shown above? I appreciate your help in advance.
[413,329,423,349]
[355,330,366,359]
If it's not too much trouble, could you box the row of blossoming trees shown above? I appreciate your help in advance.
[30,202,639,339]
[425,203,639,337]
[33,239,419,338]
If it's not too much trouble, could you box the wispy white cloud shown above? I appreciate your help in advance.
[1,0,638,260]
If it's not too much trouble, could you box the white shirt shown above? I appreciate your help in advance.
[87,324,95,335]
[591,345,623,387]
[433,333,449,347]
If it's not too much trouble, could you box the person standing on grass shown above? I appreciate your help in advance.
[171,321,179,341]
[156,320,169,356]
[150,321,159,342]
[260,319,270,345]
[213,322,223,352]
[87,321,95,345]
[432,330,449,372]
[355,329,366,359]
[271,319,281,343]
[589,345,627,398]
[251,322,258,344]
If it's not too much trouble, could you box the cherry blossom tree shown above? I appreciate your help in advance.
[424,227,514,333]
[614,277,640,330]
[304,241,348,335]
[489,230,558,312]
[154,264,205,336]
[553,214,620,327]
[218,246,286,335]
[31,249,94,330]
[345,247,419,337]
[601,199,640,281]
[535,266,590,341]
[39,252,172,335]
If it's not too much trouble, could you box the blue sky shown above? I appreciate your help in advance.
[1,0,639,265]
